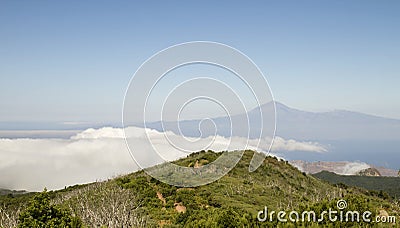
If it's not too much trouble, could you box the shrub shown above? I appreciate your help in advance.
[18,189,82,228]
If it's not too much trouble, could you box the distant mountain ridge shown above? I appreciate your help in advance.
[3,102,400,142]
[270,102,400,140]
[0,188,27,196]
[290,160,398,177]
[145,101,400,141]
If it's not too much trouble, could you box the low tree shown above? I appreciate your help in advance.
[61,182,148,227]
[18,189,82,228]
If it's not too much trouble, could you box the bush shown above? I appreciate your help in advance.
[18,189,82,228]
[175,207,255,227]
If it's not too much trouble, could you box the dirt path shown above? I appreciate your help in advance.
[156,191,166,205]
[174,202,186,213]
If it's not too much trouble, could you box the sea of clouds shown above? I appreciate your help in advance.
[0,127,326,191]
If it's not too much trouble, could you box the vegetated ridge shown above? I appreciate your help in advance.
[1,150,399,227]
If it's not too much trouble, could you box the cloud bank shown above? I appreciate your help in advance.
[339,162,371,175]
[291,160,371,175]
[0,127,326,191]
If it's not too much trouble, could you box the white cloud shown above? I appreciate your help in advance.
[271,137,327,153]
[338,162,370,175]
[290,160,370,175]
[0,127,326,191]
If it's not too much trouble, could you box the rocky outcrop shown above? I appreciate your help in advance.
[356,167,381,176]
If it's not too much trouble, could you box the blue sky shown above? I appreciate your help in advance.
[1,0,399,124]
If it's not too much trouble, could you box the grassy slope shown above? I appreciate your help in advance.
[1,150,399,227]
[110,150,400,226]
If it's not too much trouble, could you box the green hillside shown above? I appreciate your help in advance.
[1,150,399,227]
[313,170,400,199]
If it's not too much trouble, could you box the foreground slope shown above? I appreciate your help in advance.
[1,150,399,227]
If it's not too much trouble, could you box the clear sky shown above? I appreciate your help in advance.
[1,0,400,124]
